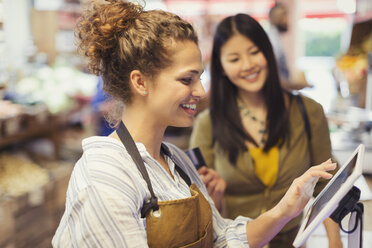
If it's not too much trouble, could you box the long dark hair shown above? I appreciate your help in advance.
[210,13,289,164]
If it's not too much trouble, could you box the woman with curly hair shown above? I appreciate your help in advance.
[52,2,336,247]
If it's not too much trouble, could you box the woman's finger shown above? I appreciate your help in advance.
[208,178,218,191]
[208,180,218,195]
[214,180,226,196]
[203,172,214,185]
[197,166,208,175]
[309,161,336,173]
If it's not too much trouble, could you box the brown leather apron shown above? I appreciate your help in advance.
[117,122,213,248]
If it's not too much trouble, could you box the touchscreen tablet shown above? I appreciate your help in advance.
[292,144,365,247]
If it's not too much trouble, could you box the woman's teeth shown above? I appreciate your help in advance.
[244,72,258,79]
[181,104,196,110]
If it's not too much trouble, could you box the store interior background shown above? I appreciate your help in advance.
[0,0,372,247]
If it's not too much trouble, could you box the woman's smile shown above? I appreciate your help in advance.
[180,103,197,116]
[241,71,260,83]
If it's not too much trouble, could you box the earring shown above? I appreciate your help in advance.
[143,90,147,95]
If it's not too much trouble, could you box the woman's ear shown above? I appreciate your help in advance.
[129,70,148,96]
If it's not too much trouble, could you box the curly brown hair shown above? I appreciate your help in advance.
[75,0,198,106]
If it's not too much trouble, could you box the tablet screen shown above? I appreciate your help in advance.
[305,154,358,228]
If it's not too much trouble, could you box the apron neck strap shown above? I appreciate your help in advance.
[117,121,159,218]
[161,144,191,187]
[116,121,192,217]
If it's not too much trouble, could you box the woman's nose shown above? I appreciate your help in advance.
[241,56,253,71]
[193,80,207,99]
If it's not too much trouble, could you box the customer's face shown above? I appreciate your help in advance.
[220,34,268,95]
[146,40,205,128]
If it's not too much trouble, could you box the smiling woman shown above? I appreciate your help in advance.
[220,33,269,99]
[190,13,342,248]
[142,40,205,128]
[52,2,337,248]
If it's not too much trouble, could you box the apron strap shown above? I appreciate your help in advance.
[117,121,192,217]
[161,144,192,187]
[117,121,159,218]
[175,166,192,187]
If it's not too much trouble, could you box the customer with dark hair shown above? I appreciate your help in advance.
[52,2,336,247]
[190,13,341,248]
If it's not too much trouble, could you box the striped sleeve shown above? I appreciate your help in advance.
[55,185,148,248]
[53,149,149,247]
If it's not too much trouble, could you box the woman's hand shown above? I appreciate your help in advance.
[198,167,226,211]
[245,159,337,248]
[274,159,337,220]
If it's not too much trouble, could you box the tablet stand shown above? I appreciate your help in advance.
[330,186,364,248]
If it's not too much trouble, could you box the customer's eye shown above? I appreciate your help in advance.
[251,49,260,55]
[229,58,239,63]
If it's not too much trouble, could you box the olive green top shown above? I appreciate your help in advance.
[189,95,333,232]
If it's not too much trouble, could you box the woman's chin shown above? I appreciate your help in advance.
[170,119,194,128]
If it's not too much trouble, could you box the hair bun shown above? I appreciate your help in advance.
[75,1,143,75]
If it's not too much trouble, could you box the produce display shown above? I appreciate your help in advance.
[0,4,97,247]
[0,63,98,142]
[0,153,49,197]
[14,64,97,114]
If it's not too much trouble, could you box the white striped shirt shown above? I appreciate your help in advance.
[52,136,250,247]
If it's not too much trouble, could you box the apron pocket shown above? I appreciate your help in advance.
[179,221,213,248]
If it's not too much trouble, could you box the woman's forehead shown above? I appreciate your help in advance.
[165,41,203,73]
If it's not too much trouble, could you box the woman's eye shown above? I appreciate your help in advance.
[181,78,193,84]
[251,49,260,55]
[229,58,239,63]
